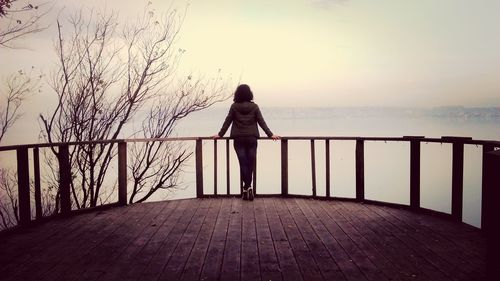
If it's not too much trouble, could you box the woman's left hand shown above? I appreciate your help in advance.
[271,135,281,141]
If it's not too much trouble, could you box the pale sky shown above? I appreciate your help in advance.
[1,0,500,107]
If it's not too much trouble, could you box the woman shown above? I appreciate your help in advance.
[213,84,279,200]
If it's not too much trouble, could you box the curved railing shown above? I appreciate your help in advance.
[0,136,499,230]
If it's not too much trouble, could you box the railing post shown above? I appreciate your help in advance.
[118,142,127,206]
[325,139,331,198]
[441,136,471,221]
[483,148,500,279]
[481,144,495,230]
[226,139,230,195]
[16,147,31,225]
[33,147,43,220]
[409,138,422,210]
[451,141,465,221]
[310,139,317,197]
[213,139,217,195]
[58,144,71,215]
[253,149,257,195]
[355,139,365,201]
[281,139,288,196]
[195,139,204,198]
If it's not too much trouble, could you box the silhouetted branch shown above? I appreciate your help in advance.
[0,0,50,48]
[0,70,41,143]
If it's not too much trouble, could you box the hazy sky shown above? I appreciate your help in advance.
[1,0,500,107]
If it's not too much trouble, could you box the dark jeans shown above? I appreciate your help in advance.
[233,136,258,188]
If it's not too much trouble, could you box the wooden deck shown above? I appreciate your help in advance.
[0,197,486,281]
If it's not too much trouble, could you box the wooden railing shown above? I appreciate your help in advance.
[1,136,499,229]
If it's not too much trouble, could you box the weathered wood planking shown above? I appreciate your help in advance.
[264,198,303,281]
[0,197,486,281]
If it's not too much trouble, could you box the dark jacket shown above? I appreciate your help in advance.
[218,101,273,138]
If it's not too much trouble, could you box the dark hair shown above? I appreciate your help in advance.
[233,84,253,103]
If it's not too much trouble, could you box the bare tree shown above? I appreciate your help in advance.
[0,168,18,229]
[0,0,50,48]
[0,70,40,142]
[130,74,228,203]
[40,7,230,209]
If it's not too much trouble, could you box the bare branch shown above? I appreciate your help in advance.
[0,1,51,48]
[0,70,41,143]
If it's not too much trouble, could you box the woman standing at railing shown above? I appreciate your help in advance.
[213,84,280,200]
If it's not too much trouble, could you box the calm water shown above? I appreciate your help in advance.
[1,106,499,228]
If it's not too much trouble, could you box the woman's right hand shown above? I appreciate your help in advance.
[212,134,221,139]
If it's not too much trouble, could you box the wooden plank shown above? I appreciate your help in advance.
[33,147,42,220]
[385,201,484,259]
[81,201,179,280]
[196,139,204,198]
[7,202,141,280]
[370,204,481,278]
[340,201,452,280]
[368,204,485,280]
[281,139,288,196]
[118,142,127,205]
[58,144,71,214]
[334,201,433,281]
[156,199,213,281]
[355,140,364,201]
[0,208,103,278]
[325,140,331,198]
[311,140,317,197]
[200,198,232,280]
[134,199,203,280]
[451,141,465,221]
[297,198,386,281]
[71,200,177,281]
[254,199,283,281]
[220,198,242,281]
[240,199,261,281]
[336,200,438,280]
[47,202,164,281]
[16,147,31,225]
[179,199,222,281]
[273,199,323,280]
[98,200,188,281]
[284,199,346,280]
[314,200,410,280]
[410,140,421,210]
[377,203,485,258]
[264,198,303,281]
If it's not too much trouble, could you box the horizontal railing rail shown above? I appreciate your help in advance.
[0,136,499,230]
[2,136,500,152]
